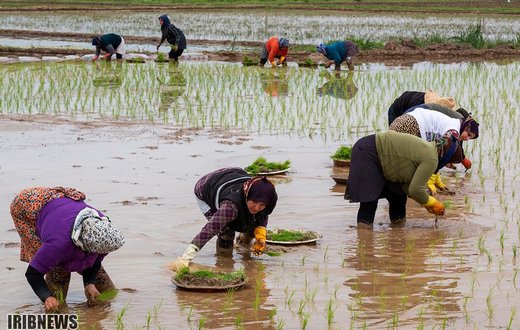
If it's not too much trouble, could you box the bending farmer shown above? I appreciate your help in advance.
[92,33,125,61]
[170,168,278,272]
[10,186,125,312]
[259,36,290,67]
[317,40,358,71]
[345,131,461,228]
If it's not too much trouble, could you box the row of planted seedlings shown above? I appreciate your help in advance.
[4,60,519,328]
[2,61,519,142]
[1,11,519,44]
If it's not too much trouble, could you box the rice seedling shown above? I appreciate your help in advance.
[116,302,131,330]
[300,312,310,330]
[326,297,335,326]
[269,307,277,320]
[97,288,118,302]
[507,307,516,330]
[198,315,206,330]
[234,313,244,329]
[252,280,261,310]
[485,287,494,320]
[276,316,285,330]
[186,307,194,322]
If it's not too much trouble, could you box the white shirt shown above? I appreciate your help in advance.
[408,107,461,142]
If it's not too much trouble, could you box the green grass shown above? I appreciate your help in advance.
[331,145,352,160]
[265,251,283,257]
[174,267,245,283]
[245,157,291,175]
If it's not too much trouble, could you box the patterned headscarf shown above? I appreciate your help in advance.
[71,208,125,254]
[316,43,327,55]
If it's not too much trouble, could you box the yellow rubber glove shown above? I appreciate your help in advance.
[422,196,445,216]
[252,226,267,256]
[434,173,448,191]
[270,61,277,66]
[427,174,437,194]
[279,56,286,64]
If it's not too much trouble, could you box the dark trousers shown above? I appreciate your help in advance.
[168,48,184,61]
[357,184,407,225]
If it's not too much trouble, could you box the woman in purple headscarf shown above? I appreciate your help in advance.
[169,168,278,272]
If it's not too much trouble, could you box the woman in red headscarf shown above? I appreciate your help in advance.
[170,168,278,271]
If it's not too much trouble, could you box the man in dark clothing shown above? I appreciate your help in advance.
[92,33,125,61]
[157,14,187,61]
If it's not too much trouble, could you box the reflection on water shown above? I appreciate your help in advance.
[92,61,123,88]
[343,227,472,327]
[158,62,186,113]
[260,69,289,98]
[317,70,358,100]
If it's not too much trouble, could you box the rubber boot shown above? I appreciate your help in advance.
[216,238,234,257]
[357,220,373,230]
[390,217,406,228]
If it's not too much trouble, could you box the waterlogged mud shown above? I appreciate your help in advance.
[0,115,518,329]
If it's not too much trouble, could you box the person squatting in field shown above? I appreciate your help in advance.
[169,168,278,272]
[345,131,463,228]
[10,187,124,312]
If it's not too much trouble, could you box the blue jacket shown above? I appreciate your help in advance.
[324,41,348,64]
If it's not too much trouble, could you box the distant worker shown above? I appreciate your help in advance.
[91,33,125,61]
[157,14,187,62]
[259,36,290,67]
[317,40,358,71]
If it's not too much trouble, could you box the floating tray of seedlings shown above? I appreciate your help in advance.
[245,157,291,176]
[331,175,348,185]
[332,159,351,167]
[331,146,352,167]
[171,268,248,291]
[266,228,322,245]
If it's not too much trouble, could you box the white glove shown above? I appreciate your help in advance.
[169,244,199,272]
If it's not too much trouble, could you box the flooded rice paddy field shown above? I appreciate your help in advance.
[0,60,519,329]
[0,10,519,44]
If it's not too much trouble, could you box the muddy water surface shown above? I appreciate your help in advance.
[0,60,519,329]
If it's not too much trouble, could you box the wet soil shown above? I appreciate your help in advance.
[1,28,520,66]
[1,114,515,329]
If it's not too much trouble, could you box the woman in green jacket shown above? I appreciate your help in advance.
[346,130,462,228]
